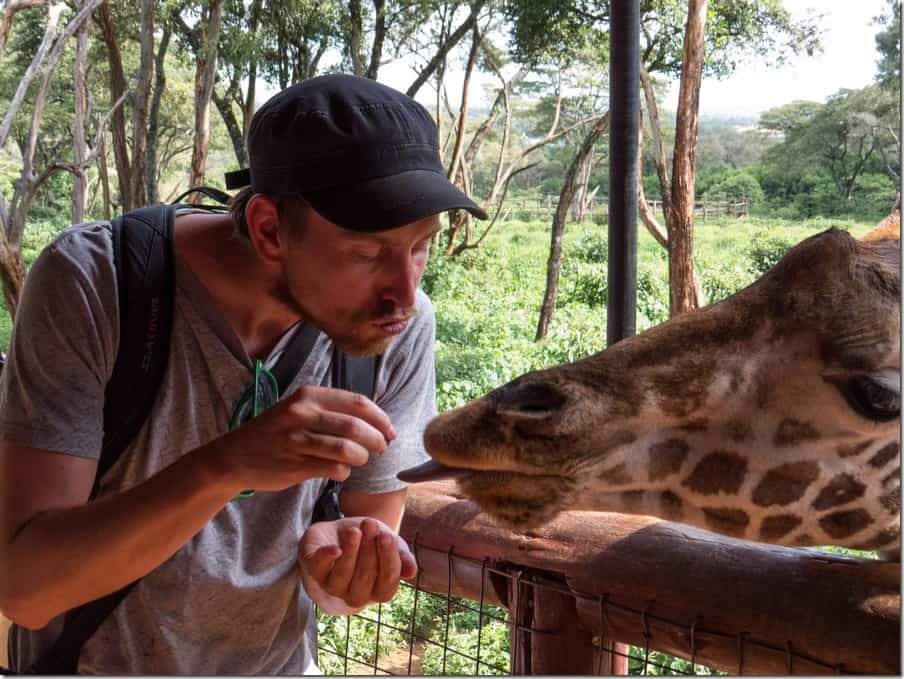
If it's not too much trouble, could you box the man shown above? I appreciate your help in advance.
[0,74,486,673]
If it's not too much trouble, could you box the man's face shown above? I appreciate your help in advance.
[278,209,440,356]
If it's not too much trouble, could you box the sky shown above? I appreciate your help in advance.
[663,0,892,117]
[376,0,892,119]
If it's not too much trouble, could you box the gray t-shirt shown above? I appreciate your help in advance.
[1,220,435,674]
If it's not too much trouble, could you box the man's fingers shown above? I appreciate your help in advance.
[372,530,403,602]
[346,519,380,606]
[397,537,417,580]
[301,544,342,583]
[305,410,388,455]
[290,386,396,443]
[287,431,371,467]
[324,525,361,594]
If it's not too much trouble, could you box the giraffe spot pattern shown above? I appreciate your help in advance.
[751,461,820,507]
[621,490,646,510]
[679,418,709,433]
[868,442,900,469]
[660,490,683,520]
[683,451,748,495]
[879,488,900,514]
[702,508,749,537]
[811,473,866,510]
[774,419,820,447]
[724,420,753,443]
[759,514,802,541]
[837,439,876,458]
[882,467,900,490]
[648,438,690,482]
[818,509,873,539]
[853,524,900,551]
[599,463,633,485]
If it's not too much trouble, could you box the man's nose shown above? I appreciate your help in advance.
[381,255,419,309]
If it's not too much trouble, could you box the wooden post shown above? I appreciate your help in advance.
[530,575,600,674]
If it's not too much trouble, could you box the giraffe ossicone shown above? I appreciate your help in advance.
[403,213,901,551]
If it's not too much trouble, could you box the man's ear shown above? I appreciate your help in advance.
[245,194,283,265]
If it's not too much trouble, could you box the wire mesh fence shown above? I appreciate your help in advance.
[315,485,900,676]
[316,541,862,676]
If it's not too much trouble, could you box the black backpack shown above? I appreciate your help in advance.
[12,189,377,674]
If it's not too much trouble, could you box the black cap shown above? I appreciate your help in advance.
[225,74,487,232]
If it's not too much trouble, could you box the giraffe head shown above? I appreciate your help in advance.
[404,219,900,549]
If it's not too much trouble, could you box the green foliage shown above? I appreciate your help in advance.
[707,169,765,204]
[747,230,793,276]
[629,645,723,675]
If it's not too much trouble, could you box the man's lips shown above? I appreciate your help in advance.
[374,317,411,335]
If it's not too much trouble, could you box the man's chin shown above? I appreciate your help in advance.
[330,334,394,357]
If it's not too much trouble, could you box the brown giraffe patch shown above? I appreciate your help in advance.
[811,473,866,510]
[679,418,709,433]
[752,462,820,507]
[853,524,900,551]
[774,419,820,447]
[621,490,646,511]
[702,508,749,537]
[882,467,900,490]
[599,463,633,485]
[868,442,900,469]
[660,491,683,520]
[837,439,875,458]
[760,514,802,541]
[683,452,748,495]
[648,439,690,482]
[879,488,900,514]
[724,420,753,443]
[818,509,873,539]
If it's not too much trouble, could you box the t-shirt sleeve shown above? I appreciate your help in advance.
[342,289,436,495]
[0,226,118,459]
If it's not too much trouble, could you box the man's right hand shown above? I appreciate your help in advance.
[206,385,396,494]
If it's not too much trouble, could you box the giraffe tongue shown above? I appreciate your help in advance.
[397,459,471,483]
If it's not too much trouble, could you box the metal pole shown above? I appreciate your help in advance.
[607,0,640,346]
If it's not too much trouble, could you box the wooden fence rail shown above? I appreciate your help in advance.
[399,481,900,675]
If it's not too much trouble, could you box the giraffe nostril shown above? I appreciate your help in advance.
[495,381,568,418]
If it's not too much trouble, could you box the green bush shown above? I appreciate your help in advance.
[747,230,794,276]
[707,168,766,204]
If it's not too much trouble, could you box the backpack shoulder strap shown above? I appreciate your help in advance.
[311,349,380,523]
[98,204,177,495]
[23,205,177,675]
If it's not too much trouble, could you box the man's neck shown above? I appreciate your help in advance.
[173,212,301,360]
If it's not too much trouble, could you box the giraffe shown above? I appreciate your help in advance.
[401,217,901,551]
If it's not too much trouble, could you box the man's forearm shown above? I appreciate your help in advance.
[0,444,239,629]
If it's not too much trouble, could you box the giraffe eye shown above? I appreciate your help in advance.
[839,376,900,422]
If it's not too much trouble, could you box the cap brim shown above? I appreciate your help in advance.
[302,169,488,232]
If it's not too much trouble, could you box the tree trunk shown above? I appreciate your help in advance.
[637,110,669,248]
[145,23,170,204]
[71,0,88,223]
[406,1,484,98]
[97,130,111,219]
[0,2,62,149]
[365,0,385,80]
[348,0,365,76]
[188,0,224,195]
[668,0,707,317]
[129,0,154,208]
[640,63,672,225]
[0,0,49,58]
[536,113,610,340]
[96,0,132,210]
